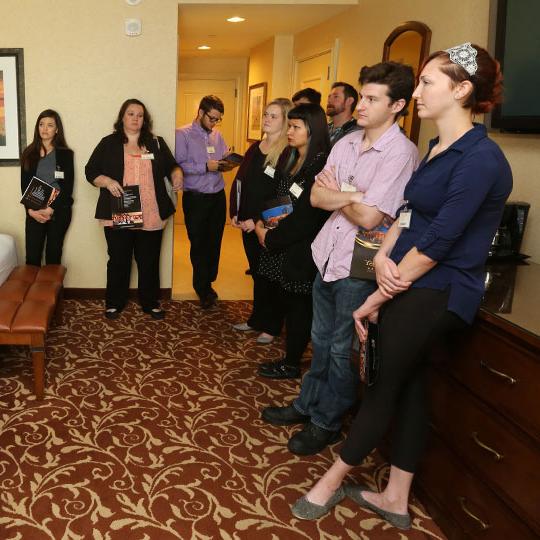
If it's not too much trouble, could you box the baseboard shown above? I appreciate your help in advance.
[64,288,172,300]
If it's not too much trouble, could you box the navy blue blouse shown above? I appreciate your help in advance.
[390,124,512,323]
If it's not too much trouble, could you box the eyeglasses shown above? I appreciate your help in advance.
[204,112,222,124]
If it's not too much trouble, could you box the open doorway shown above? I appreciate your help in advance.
[172,3,348,301]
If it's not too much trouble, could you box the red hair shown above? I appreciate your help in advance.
[420,44,503,113]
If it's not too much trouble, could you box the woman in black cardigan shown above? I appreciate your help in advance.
[255,104,331,379]
[20,109,74,266]
[85,99,183,320]
[230,98,292,343]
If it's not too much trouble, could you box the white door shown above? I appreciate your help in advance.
[175,78,238,223]
[294,51,332,109]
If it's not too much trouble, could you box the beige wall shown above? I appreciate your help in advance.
[271,35,294,99]
[248,38,274,101]
[293,0,540,262]
[0,0,179,288]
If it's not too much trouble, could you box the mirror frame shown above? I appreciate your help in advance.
[382,21,432,145]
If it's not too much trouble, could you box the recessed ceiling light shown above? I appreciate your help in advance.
[227,16,245,23]
[197,45,211,50]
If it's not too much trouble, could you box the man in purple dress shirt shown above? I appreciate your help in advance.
[175,95,235,309]
[262,62,419,455]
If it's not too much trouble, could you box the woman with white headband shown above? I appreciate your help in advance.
[288,43,513,530]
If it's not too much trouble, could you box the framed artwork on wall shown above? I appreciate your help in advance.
[247,82,267,142]
[0,48,26,166]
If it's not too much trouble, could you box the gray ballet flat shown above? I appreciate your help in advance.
[291,486,346,520]
[232,322,253,331]
[344,484,411,530]
[256,333,274,344]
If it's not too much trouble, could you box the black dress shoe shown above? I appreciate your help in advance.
[143,308,166,320]
[208,288,218,300]
[261,405,310,426]
[258,360,300,379]
[105,308,120,320]
[288,422,340,455]
[200,296,215,309]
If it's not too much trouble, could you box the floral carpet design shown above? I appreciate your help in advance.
[0,299,445,539]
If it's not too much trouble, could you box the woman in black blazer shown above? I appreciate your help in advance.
[85,99,183,320]
[255,103,331,379]
[20,109,74,266]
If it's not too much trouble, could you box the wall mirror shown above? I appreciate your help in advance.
[383,21,431,144]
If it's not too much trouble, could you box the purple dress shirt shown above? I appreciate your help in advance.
[175,121,228,193]
[311,123,418,282]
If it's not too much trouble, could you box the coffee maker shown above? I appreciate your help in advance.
[488,201,530,260]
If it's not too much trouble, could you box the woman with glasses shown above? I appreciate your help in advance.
[86,98,183,320]
[20,109,73,266]
[230,98,293,344]
[254,103,331,379]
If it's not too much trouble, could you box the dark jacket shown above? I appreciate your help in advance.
[265,151,330,285]
[85,133,178,220]
[228,141,260,219]
[21,147,74,210]
[329,117,361,147]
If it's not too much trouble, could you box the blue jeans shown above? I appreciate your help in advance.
[293,273,376,431]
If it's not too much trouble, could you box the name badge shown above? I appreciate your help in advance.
[54,170,64,179]
[289,182,303,198]
[207,145,216,154]
[340,182,356,192]
[398,209,412,229]
[141,153,154,160]
[264,165,275,178]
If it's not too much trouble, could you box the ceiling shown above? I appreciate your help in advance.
[178,4,353,58]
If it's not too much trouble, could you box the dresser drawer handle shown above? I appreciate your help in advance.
[471,431,504,461]
[458,496,490,530]
[480,360,518,385]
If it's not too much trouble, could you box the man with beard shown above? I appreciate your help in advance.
[326,82,360,146]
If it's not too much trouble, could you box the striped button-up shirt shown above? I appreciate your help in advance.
[311,123,418,282]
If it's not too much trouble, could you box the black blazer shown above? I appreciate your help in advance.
[85,133,178,220]
[21,147,74,210]
[265,151,330,284]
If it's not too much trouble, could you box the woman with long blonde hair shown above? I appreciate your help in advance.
[230,98,292,343]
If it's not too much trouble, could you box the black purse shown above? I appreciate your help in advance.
[352,321,380,386]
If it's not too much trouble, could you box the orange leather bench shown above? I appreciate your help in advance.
[0,265,66,398]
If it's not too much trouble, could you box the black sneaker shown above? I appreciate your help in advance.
[258,361,300,379]
[287,422,340,455]
[259,358,282,370]
[261,405,310,425]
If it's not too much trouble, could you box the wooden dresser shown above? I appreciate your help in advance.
[415,263,540,539]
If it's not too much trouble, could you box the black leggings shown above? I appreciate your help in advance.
[340,288,466,473]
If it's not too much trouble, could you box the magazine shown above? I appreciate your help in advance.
[261,195,293,229]
[20,176,60,210]
[220,152,243,167]
[349,215,393,280]
[111,185,143,229]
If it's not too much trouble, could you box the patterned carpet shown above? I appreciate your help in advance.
[0,299,445,540]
